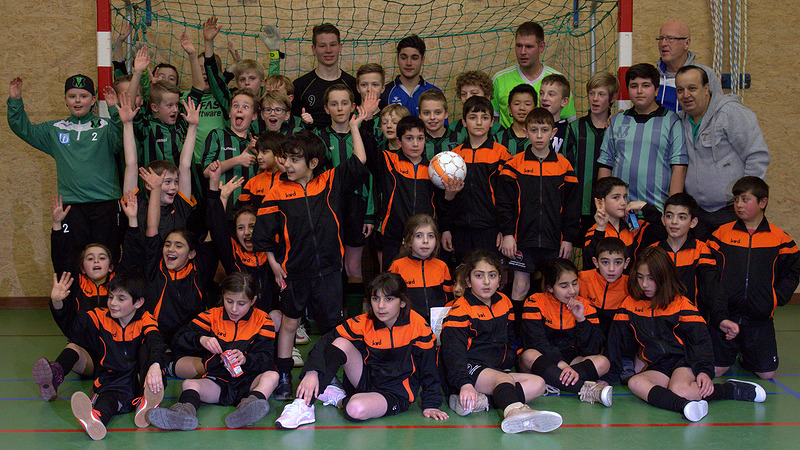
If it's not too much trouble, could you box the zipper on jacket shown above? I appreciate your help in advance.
[301,184,323,276]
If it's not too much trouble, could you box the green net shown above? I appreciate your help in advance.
[111,0,618,114]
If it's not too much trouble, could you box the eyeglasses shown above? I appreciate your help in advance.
[263,107,287,114]
[656,36,689,43]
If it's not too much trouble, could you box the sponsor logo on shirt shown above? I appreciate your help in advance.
[616,126,629,139]
[59,132,70,145]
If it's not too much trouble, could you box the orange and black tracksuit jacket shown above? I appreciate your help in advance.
[438,138,511,233]
[238,170,280,208]
[362,126,440,246]
[607,295,714,382]
[582,202,664,269]
[252,154,368,280]
[50,228,113,313]
[651,237,720,320]
[52,305,166,398]
[439,291,516,389]
[388,255,454,321]
[128,226,218,345]
[708,218,800,327]
[578,269,628,335]
[172,306,276,383]
[521,293,604,364]
[497,148,580,249]
[304,311,443,410]
[207,189,272,310]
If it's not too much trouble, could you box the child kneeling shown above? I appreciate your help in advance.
[148,272,279,430]
[275,272,448,429]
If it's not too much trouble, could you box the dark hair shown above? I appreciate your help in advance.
[458,249,506,292]
[592,176,627,200]
[541,73,571,98]
[664,192,699,218]
[462,95,494,119]
[165,228,199,253]
[312,23,340,46]
[113,74,134,95]
[78,243,113,272]
[323,83,355,105]
[732,176,769,202]
[596,237,628,258]
[628,246,685,309]
[455,71,493,99]
[147,160,179,177]
[154,63,178,76]
[625,63,660,89]
[516,21,544,42]
[396,115,426,139]
[397,34,426,56]
[509,83,538,105]
[220,272,258,301]
[541,258,579,292]
[367,272,411,322]
[233,204,258,225]
[524,107,555,127]
[397,214,440,260]
[282,130,329,177]
[256,131,287,157]
[676,65,709,85]
[106,270,147,301]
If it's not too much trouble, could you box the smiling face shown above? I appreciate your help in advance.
[151,92,180,125]
[397,47,423,80]
[162,231,195,271]
[593,251,629,283]
[539,83,569,118]
[509,92,535,125]
[65,88,96,117]
[158,170,179,205]
[662,205,697,240]
[324,89,354,125]
[418,99,447,134]
[548,270,580,304]
[108,288,143,325]
[283,152,316,185]
[81,245,112,283]
[312,32,341,68]
[236,212,256,252]
[370,288,406,328]
[676,69,711,120]
[223,290,255,322]
[230,94,257,135]
[468,260,500,303]
[260,100,291,132]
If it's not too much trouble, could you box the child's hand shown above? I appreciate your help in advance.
[362,223,374,239]
[237,150,257,168]
[300,108,313,124]
[144,363,164,393]
[296,370,319,405]
[594,198,608,231]
[719,319,739,340]
[559,241,573,259]
[9,77,22,98]
[559,364,580,386]
[269,259,287,289]
[102,86,119,107]
[133,45,151,74]
[443,178,465,201]
[220,176,245,200]
[350,105,368,129]
[626,201,646,213]
[697,372,714,398]
[422,408,449,420]
[117,92,140,123]
[458,383,478,412]
[117,21,132,43]
[203,16,221,42]
[207,160,222,184]
[441,231,453,252]
[181,97,201,126]
[500,235,517,259]
[121,190,138,219]
[222,349,245,366]
[360,91,380,117]
[51,272,73,304]
[180,31,197,56]
[227,40,241,63]
[51,195,71,226]
[566,298,585,321]
[139,167,165,191]
[199,336,224,354]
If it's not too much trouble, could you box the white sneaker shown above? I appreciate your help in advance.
[317,383,346,408]
[683,400,709,422]
[276,399,315,429]
[292,347,304,367]
[295,324,310,345]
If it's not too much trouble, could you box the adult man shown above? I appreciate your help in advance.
[379,34,441,116]
[292,23,358,129]
[675,65,769,239]
[656,20,714,112]
[492,21,576,128]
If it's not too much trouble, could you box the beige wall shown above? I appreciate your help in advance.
[1,0,797,296]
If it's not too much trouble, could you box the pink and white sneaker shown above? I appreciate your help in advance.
[275,399,315,429]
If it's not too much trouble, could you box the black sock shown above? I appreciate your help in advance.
[276,357,294,375]
[317,345,347,388]
[179,389,202,409]
[492,382,519,411]
[514,382,526,403]
[572,359,600,381]
[705,382,735,401]
[247,391,267,401]
[646,385,689,413]
[531,356,582,394]
[55,347,80,374]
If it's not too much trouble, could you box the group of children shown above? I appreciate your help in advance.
[8,18,799,440]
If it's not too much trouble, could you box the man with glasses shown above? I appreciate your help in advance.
[656,21,714,112]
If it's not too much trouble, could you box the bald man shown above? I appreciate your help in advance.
[656,20,714,112]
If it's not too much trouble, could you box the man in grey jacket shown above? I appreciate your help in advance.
[675,65,769,239]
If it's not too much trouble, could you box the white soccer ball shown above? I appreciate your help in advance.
[428,151,467,189]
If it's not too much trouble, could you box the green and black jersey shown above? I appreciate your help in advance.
[316,126,375,224]
[563,114,607,217]
[202,127,257,209]
[493,126,531,156]
[424,128,461,160]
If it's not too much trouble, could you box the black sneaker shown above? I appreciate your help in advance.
[274,373,294,401]
[727,379,767,402]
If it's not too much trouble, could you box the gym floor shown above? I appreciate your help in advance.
[1,303,797,448]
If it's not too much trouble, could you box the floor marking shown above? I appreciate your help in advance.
[769,378,800,401]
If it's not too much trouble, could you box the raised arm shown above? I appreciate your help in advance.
[178,97,200,197]
[180,32,206,92]
[116,91,141,194]
[140,167,166,237]
[129,45,151,108]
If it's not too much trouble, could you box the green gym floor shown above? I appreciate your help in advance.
[2,303,798,448]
